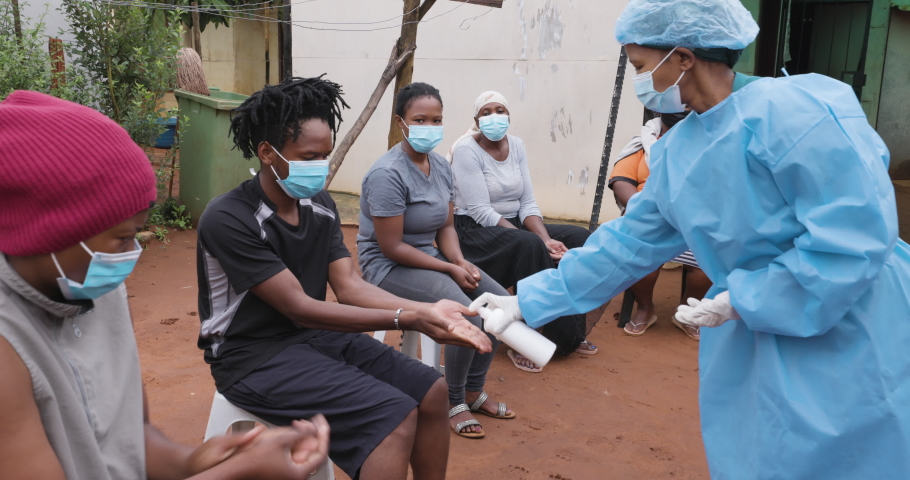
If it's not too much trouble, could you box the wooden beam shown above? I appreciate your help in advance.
[387,0,421,149]
[191,2,202,58]
[326,42,417,187]
[281,0,293,80]
[449,0,503,7]
[418,0,437,20]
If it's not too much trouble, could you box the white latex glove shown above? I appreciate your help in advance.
[675,291,741,328]
[468,293,522,335]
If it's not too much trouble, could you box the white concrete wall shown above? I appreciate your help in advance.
[18,0,72,42]
[292,0,643,223]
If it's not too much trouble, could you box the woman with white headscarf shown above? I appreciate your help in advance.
[449,91,603,372]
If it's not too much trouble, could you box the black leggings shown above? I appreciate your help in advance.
[454,215,592,355]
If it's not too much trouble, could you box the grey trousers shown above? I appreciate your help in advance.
[378,257,507,405]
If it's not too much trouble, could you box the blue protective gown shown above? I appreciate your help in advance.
[517,73,910,479]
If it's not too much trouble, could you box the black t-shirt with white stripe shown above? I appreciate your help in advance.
[196,175,350,391]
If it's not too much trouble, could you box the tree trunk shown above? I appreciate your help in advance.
[326,41,416,187]
[386,0,422,149]
[11,0,22,42]
[191,2,202,58]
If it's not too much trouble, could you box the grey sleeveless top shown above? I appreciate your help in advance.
[0,255,145,479]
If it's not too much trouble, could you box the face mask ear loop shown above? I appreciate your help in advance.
[270,164,283,181]
[270,145,289,181]
[652,47,679,74]
[672,71,686,87]
[51,252,67,278]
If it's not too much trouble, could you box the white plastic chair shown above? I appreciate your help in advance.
[373,330,443,374]
[204,391,335,480]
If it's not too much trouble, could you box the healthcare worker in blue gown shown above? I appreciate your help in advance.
[470,0,910,478]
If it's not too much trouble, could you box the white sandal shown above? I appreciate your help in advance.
[469,391,515,419]
[449,404,484,438]
[623,315,658,336]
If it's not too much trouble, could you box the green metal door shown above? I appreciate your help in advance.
[784,0,874,98]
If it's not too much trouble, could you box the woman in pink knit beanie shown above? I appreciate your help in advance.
[0,91,329,479]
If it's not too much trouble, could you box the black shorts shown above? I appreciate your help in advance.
[222,331,442,479]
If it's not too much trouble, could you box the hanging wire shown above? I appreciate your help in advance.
[459,6,493,30]
[91,0,478,32]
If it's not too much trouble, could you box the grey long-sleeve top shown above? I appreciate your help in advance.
[451,135,543,227]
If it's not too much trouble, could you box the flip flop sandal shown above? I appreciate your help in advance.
[671,316,700,341]
[623,315,658,337]
[469,391,516,420]
[575,340,599,355]
[507,349,543,373]
[449,404,485,438]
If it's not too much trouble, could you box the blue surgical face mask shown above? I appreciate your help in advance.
[270,146,329,199]
[633,47,687,114]
[402,125,444,153]
[478,114,510,141]
[52,240,142,301]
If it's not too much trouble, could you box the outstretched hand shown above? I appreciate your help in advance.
[415,300,492,353]
[200,415,330,480]
[544,239,568,261]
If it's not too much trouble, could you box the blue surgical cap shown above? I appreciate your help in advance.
[615,0,760,50]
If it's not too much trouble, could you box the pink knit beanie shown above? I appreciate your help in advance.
[0,91,157,256]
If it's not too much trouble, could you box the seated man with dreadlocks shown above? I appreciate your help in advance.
[196,76,492,480]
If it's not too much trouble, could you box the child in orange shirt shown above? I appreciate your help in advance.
[609,112,710,339]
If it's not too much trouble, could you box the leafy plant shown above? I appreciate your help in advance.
[154,226,169,242]
[61,1,194,238]
[152,0,282,33]
[148,197,193,231]
[0,1,93,103]
[145,111,193,232]
[62,0,181,146]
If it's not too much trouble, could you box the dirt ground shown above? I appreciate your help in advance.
[128,226,708,480]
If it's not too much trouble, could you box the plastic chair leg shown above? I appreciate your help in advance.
[618,288,636,328]
[419,333,444,374]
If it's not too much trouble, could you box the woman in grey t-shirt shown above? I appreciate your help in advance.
[449,92,604,370]
[358,83,515,439]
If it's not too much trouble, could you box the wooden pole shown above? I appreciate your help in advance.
[386,0,422,149]
[191,2,202,58]
[281,0,292,80]
[326,42,416,187]
[264,4,271,85]
[48,38,65,91]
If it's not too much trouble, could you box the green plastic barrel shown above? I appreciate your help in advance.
[175,88,251,225]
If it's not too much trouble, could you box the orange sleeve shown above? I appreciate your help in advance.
[609,149,644,189]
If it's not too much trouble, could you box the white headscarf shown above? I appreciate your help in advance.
[614,117,662,168]
[446,91,510,164]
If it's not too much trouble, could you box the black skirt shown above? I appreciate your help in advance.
[454,214,593,355]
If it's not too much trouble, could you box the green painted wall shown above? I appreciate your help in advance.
[879,8,910,178]
[861,0,892,127]
[805,2,868,83]
[737,0,762,76]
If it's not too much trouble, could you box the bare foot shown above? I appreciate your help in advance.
[682,324,700,339]
[624,304,655,335]
[465,391,513,418]
[575,340,598,354]
[507,350,542,372]
[449,406,482,435]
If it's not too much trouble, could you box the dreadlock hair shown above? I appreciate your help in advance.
[230,75,350,160]
[394,82,443,118]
